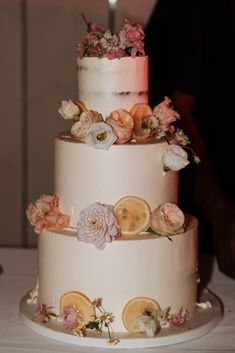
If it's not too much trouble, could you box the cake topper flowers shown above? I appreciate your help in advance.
[26,194,70,234]
[76,14,145,59]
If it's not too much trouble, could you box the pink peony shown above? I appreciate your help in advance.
[76,202,120,250]
[62,305,82,330]
[153,97,180,126]
[26,194,70,234]
[106,109,134,144]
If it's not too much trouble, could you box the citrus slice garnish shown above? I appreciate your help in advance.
[122,296,161,332]
[60,291,95,328]
[114,196,151,236]
[129,103,153,139]
[76,100,89,112]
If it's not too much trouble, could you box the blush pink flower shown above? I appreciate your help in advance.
[76,202,120,250]
[71,110,103,142]
[33,303,56,323]
[153,97,180,126]
[26,195,70,234]
[106,109,134,144]
[62,305,82,330]
[119,19,145,57]
[76,18,145,59]
[150,202,185,236]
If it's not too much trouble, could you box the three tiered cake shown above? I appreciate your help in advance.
[21,18,220,348]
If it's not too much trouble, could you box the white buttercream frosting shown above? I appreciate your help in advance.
[38,216,198,332]
[77,56,148,118]
[54,136,179,226]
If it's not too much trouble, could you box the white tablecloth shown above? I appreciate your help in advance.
[0,248,234,353]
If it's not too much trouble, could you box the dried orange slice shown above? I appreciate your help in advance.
[60,291,95,328]
[75,100,89,112]
[114,196,151,236]
[129,103,153,139]
[122,297,161,332]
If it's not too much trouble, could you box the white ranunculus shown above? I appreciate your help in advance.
[58,100,80,120]
[162,144,189,171]
[85,122,117,150]
[135,315,158,337]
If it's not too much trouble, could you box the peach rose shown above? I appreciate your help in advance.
[150,202,185,236]
[106,109,134,144]
[153,97,180,126]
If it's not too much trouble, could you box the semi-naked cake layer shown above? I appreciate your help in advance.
[77,56,148,117]
[55,135,179,226]
[38,215,198,332]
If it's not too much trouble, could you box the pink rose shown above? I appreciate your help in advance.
[76,202,120,250]
[153,97,180,126]
[106,109,134,144]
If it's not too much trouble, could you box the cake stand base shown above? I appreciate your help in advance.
[20,288,223,349]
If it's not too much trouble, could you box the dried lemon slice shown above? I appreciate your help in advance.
[114,196,151,235]
[76,100,89,112]
[122,297,161,332]
[60,291,95,328]
[129,103,153,139]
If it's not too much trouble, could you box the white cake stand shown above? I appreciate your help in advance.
[20,288,223,349]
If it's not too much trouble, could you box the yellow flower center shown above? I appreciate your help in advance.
[97,132,107,141]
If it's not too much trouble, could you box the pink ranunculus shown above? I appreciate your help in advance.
[76,202,120,250]
[62,305,82,330]
[71,110,103,142]
[26,194,70,234]
[153,97,180,126]
[106,109,134,144]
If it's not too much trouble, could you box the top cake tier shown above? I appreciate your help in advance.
[77,56,148,118]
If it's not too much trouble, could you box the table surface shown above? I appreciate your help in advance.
[0,248,234,353]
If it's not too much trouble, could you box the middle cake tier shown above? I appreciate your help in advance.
[55,135,179,226]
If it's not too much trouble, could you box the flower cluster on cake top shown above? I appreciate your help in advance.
[76,14,145,59]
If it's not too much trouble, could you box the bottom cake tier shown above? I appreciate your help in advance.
[35,215,198,335]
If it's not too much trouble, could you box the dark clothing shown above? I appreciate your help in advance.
[145,0,235,203]
[145,0,235,253]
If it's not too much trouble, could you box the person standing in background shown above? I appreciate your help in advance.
[145,0,235,279]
